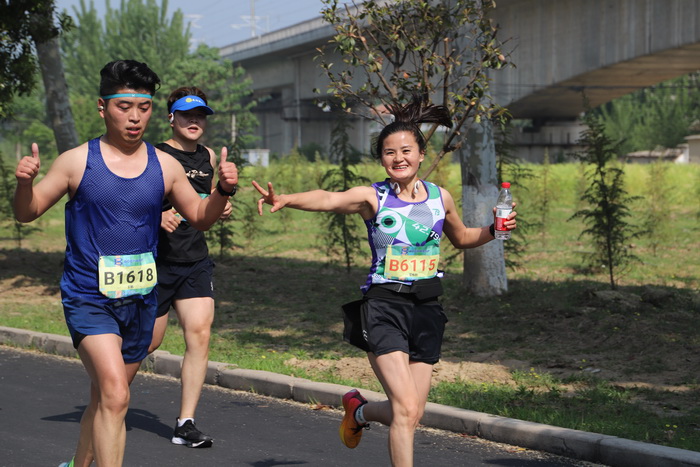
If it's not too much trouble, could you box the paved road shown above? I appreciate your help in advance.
[1,345,599,467]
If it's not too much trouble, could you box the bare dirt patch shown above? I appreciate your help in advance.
[2,249,699,420]
[285,356,517,388]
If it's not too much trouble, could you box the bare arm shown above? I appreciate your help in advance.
[207,146,218,192]
[441,187,517,249]
[163,146,238,231]
[206,146,232,219]
[13,143,80,222]
[252,180,376,219]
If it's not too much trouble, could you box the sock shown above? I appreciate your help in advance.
[354,404,367,425]
[177,417,194,427]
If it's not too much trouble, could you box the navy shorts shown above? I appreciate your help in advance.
[362,286,448,364]
[156,257,214,317]
[62,294,157,364]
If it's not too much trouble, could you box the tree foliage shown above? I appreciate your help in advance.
[59,0,258,147]
[317,0,511,178]
[595,73,700,155]
[2,89,59,160]
[0,0,72,118]
[568,112,644,290]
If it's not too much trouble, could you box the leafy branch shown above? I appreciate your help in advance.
[316,0,512,178]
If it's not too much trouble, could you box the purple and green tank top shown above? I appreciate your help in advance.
[362,179,445,292]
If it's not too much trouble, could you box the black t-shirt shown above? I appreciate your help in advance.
[156,142,213,262]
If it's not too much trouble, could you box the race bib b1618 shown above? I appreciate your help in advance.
[98,252,157,299]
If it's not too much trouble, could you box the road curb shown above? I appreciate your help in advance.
[2,325,699,467]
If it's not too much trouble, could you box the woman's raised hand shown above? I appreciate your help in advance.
[252,180,285,215]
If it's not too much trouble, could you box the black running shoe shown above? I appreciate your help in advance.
[171,419,213,448]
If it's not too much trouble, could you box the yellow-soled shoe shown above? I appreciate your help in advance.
[339,389,369,449]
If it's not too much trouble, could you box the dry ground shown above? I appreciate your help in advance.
[2,248,699,419]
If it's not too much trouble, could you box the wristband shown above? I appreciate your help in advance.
[489,223,495,238]
[216,181,237,197]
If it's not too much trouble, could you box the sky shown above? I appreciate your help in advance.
[54,0,329,49]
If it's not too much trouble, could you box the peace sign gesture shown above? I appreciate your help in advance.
[251,180,286,215]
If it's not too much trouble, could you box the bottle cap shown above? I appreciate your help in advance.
[501,182,511,188]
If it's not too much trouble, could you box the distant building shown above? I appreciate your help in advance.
[244,148,270,167]
[623,134,700,164]
[683,135,700,163]
[507,120,588,163]
[623,146,688,164]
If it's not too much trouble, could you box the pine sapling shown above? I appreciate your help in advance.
[568,113,644,290]
[320,115,369,272]
[643,160,673,257]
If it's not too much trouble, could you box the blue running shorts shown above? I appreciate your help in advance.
[62,294,157,363]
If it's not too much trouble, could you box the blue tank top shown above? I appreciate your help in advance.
[60,138,164,305]
[362,179,445,292]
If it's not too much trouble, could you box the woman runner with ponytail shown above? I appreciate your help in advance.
[252,95,516,467]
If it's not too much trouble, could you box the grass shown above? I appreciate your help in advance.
[0,160,699,451]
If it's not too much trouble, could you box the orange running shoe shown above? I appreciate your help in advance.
[339,389,369,449]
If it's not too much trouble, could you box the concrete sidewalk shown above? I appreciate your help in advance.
[2,325,698,467]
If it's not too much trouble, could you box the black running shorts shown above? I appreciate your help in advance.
[362,286,448,364]
[156,257,215,317]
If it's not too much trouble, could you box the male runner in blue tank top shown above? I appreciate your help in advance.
[13,60,238,467]
[253,96,517,467]
[148,86,231,448]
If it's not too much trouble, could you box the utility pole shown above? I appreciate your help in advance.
[250,0,256,37]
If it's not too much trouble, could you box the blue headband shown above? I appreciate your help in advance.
[101,93,153,99]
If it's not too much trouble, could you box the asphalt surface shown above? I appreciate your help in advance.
[3,346,594,467]
[2,326,699,467]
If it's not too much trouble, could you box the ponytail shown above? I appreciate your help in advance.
[374,95,453,158]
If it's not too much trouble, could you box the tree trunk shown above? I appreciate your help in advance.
[34,36,79,154]
[458,119,508,296]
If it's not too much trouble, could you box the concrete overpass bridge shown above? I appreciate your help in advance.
[220,0,700,162]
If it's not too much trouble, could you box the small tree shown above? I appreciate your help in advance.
[318,0,510,172]
[205,142,248,259]
[531,147,552,246]
[0,152,39,248]
[320,115,370,271]
[643,160,673,257]
[317,0,513,296]
[568,112,644,290]
[495,125,531,269]
[696,169,700,221]
[266,148,316,232]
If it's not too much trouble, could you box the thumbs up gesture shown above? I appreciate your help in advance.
[15,143,41,186]
[217,146,238,194]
